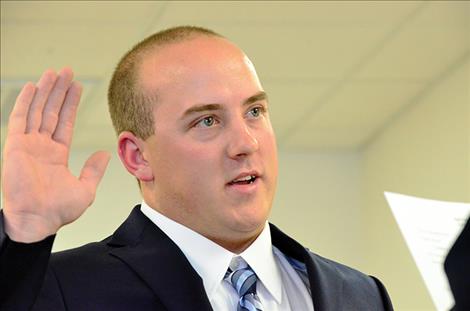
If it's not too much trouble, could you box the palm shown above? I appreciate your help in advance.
[1,68,110,242]
[4,133,84,222]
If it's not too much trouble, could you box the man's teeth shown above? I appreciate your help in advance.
[236,176,252,182]
[232,175,256,183]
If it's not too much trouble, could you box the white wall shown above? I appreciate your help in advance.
[271,151,363,268]
[360,61,469,311]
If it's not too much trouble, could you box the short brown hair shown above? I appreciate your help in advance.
[108,26,222,139]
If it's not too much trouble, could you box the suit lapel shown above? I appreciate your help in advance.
[105,207,346,310]
[108,206,213,311]
[270,223,344,311]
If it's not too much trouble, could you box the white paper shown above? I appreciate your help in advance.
[384,192,470,311]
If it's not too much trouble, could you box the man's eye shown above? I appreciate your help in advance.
[248,106,264,118]
[195,116,217,128]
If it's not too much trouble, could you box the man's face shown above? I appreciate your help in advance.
[138,36,278,246]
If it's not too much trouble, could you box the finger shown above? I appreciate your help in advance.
[79,151,111,199]
[52,81,82,146]
[7,82,37,134]
[25,70,58,133]
[39,67,74,135]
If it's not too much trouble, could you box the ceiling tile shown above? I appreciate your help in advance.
[282,126,366,151]
[1,23,145,76]
[306,80,426,129]
[158,1,419,26]
[1,1,161,24]
[356,3,469,79]
[263,80,331,131]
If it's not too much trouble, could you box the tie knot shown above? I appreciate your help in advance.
[225,257,258,297]
[228,256,249,272]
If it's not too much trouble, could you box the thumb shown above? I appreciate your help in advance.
[79,151,111,196]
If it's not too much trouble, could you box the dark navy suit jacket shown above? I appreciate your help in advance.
[445,217,470,311]
[0,206,393,311]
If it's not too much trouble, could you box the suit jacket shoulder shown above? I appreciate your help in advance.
[270,223,394,311]
[40,206,212,311]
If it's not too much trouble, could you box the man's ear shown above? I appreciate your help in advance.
[117,131,154,182]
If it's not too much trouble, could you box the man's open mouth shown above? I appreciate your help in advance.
[228,175,258,185]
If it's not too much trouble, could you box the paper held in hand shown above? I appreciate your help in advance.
[384,192,470,311]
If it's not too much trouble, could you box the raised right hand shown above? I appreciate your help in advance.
[1,68,110,243]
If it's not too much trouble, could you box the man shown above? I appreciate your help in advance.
[0,26,393,310]
[445,217,470,311]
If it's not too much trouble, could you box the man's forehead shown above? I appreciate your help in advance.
[136,36,255,96]
[140,36,241,70]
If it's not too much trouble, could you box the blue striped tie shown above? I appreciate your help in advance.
[225,257,263,311]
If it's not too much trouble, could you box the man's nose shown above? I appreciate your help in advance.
[226,121,259,159]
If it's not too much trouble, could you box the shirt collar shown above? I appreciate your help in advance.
[140,201,282,304]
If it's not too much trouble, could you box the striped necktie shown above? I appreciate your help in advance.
[225,256,263,311]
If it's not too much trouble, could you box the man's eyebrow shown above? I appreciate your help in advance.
[181,104,222,119]
[243,91,268,106]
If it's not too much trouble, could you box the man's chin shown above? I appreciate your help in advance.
[215,224,265,253]
[230,217,267,237]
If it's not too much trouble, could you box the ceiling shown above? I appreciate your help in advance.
[1,1,469,151]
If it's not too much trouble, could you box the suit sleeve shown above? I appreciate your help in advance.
[445,217,470,311]
[0,210,63,311]
[370,276,394,311]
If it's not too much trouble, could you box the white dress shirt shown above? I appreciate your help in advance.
[141,201,314,311]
